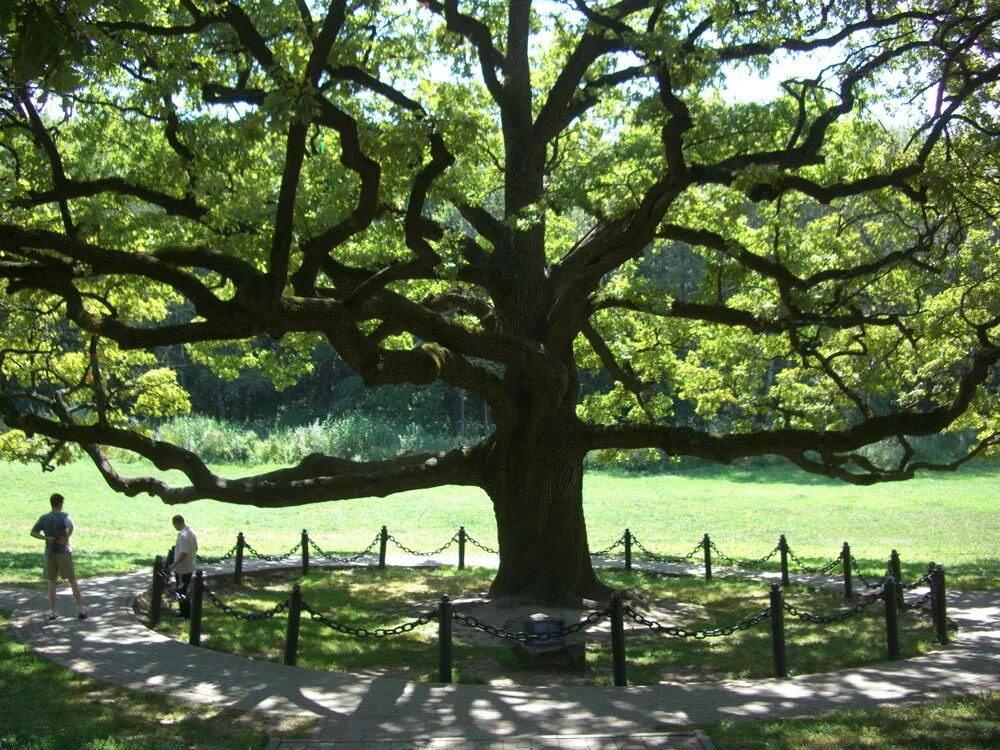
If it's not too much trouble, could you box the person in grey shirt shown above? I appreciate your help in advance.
[30,493,87,620]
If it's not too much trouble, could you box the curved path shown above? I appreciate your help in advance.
[3,555,1000,747]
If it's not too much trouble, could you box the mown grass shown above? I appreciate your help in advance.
[699,691,1000,749]
[3,460,999,588]
[0,611,313,750]
[153,566,940,686]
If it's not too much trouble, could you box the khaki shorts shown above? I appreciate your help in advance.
[46,553,75,581]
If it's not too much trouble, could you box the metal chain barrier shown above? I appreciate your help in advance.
[196,543,238,565]
[786,546,844,574]
[203,586,290,621]
[301,602,435,638]
[709,540,780,568]
[243,539,302,562]
[387,533,459,557]
[308,534,381,563]
[463,533,498,554]
[624,604,771,639]
[899,572,935,591]
[851,555,890,589]
[901,590,934,612]
[782,591,883,624]
[590,534,626,557]
[630,536,703,564]
[452,608,610,643]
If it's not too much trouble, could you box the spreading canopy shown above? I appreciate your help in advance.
[1,0,999,507]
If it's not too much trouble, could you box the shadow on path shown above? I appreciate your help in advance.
[4,559,1000,743]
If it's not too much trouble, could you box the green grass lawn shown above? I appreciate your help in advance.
[2,460,998,588]
[0,612,313,750]
[700,691,1000,749]
[153,566,940,686]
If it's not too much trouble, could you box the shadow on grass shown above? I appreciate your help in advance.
[0,550,153,584]
[0,614,313,750]
[701,691,1000,750]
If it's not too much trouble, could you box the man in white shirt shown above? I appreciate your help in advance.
[168,515,198,618]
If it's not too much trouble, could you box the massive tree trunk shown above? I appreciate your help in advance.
[483,389,610,604]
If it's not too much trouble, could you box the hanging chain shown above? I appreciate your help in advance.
[899,571,935,591]
[463,533,498,554]
[849,555,891,589]
[782,591,883,624]
[630,536,703,564]
[451,608,610,643]
[387,533,459,557]
[709,541,780,568]
[623,605,771,639]
[203,586,290,621]
[196,543,238,565]
[590,534,626,557]
[308,534,381,563]
[301,602,435,638]
[242,539,302,562]
[786,547,844,574]
[901,590,934,611]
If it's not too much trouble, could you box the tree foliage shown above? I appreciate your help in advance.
[1,0,998,521]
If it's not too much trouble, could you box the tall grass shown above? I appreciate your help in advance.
[152,414,472,465]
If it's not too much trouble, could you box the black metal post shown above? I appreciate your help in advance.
[379,525,388,570]
[931,564,949,644]
[438,595,453,683]
[610,592,627,687]
[284,584,302,666]
[779,534,789,587]
[842,542,853,599]
[234,532,245,585]
[149,555,165,627]
[889,549,904,608]
[884,576,900,659]
[189,570,204,647]
[769,584,787,678]
[458,526,466,570]
[624,528,632,571]
[301,529,309,575]
[703,533,712,581]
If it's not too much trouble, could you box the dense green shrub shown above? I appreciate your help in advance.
[152,415,477,465]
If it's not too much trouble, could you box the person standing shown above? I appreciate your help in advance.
[30,493,87,621]
[168,515,198,618]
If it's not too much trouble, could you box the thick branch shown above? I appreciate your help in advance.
[584,345,1000,467]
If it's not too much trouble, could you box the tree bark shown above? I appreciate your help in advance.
[483,414,611,605]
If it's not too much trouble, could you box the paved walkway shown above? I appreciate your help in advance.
[3,555,1000,749]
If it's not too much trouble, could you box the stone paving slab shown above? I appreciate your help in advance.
[266,730,717,749]
[3,556,1000,747]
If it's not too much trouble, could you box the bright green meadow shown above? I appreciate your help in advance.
[2,460,999,588]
